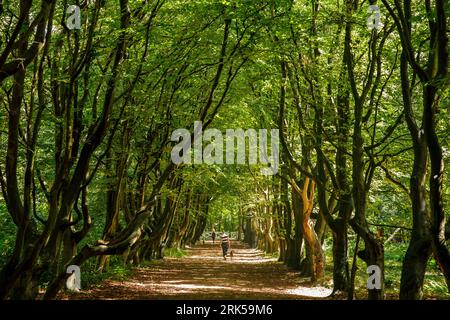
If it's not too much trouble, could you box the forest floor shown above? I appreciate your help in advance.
[59,241,334,300]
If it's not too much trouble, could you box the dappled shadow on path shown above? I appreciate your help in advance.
[60,241,332,300]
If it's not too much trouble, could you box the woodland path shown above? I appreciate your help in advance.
[60,241,333,299]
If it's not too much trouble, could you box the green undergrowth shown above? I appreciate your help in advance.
[260,238,450,299]
[263,252,279,259]
[163,247,188,258]
[78,256,133,289]
[324,238,450,299]
[42,248,188,292]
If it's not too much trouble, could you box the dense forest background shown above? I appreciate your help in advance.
[0,0,448,300]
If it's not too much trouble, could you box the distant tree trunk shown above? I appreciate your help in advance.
[314,59,351,293]
[290,187,303,270]
[399,50,432,300]
[97,126,129,271]
[344,0,384,300]
[424,84,450,290]
[243,214,256,248]
[382,0,450,297]
[280,171,298,267]
[296,178,324,281]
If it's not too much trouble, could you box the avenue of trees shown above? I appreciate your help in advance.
[0,0,448,300]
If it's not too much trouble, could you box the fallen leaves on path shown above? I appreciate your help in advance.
[60,241,333,300]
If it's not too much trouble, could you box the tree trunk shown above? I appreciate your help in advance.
[399,50,433,299]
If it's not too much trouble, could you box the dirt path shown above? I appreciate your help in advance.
[62,241,333,300]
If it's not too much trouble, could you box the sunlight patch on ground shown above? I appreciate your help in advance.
[188,248,277,264]
[133,282,146,287]
[286,286,332,298]
[235,258,276,264]
[161,280,185,284]
[187,256,275,264]
[188,256,270,262]
[154,283,231,290]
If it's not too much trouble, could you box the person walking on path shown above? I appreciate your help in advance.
[211,230,216,243]
[220,232,230,260]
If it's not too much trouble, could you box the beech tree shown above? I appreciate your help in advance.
[0,0,448,300]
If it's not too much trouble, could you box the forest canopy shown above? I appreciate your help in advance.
[0,0,448,300]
